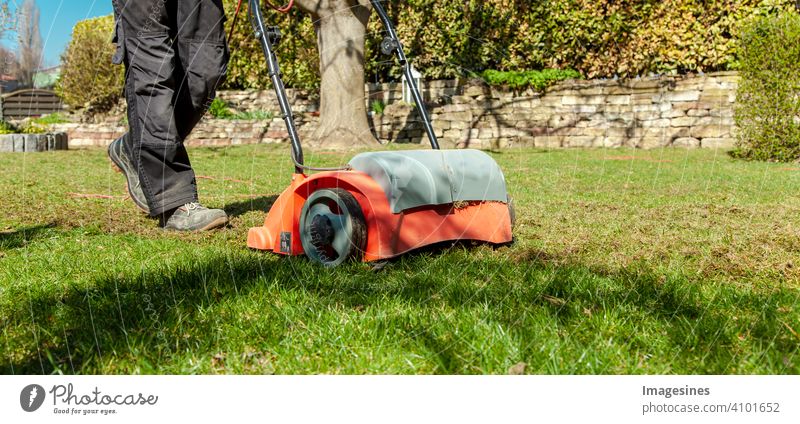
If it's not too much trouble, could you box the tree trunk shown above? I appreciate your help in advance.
[295,0,378,149]
[16,0,42,88]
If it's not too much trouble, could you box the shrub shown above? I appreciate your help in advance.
[31,113,70,125]
[0,120,18,135]
[733,11,800,162]
[481,69,581,91]
[224,4,319,91]
[56,15,124,111]
[0,118,57,135]
[19,122,48,134]
[370,100,386,114]
[207,98,273,120]
[364,0,798,82]
[208,98,234,119]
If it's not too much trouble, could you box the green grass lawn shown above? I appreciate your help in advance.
[1,145,798,374]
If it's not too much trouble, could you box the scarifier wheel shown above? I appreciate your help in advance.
[299,188,367,267]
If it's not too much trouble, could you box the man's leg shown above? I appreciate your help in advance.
[174,0,229,139]
[113,0,199,218]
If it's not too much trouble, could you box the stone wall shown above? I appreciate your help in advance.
[50,72,738,150]
[371,72,737,149]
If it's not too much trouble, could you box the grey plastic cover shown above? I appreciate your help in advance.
[348,149,508,213]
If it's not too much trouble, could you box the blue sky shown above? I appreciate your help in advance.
[3,0,113,68]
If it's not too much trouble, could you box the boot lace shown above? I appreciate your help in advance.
[184,202,204,212]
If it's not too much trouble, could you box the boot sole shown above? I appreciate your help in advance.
[108,145,150,214]
[200,216,229,231]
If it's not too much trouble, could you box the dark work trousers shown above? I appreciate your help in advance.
[111,0,229,216]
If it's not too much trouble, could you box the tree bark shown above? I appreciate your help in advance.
[295,0,378,149]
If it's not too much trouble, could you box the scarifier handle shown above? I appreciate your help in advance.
[249,0,305,173]
[370,0,440,150]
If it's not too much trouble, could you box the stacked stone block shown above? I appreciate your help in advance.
[0,133,68,152]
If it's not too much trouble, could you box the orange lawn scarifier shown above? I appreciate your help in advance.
[245,0,514,266]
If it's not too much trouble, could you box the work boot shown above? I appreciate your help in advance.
[161,202,228,231]
[108,135,150,214]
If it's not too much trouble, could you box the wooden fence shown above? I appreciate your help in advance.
[1,89,63,119]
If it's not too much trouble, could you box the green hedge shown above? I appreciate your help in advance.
[360,0,796,84]
[56,15,124,111]
[224,4,319,91]
[733,11,800,162]
[58,0,798,109]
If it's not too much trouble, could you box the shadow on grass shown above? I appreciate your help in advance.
[0,222,57,251]
[1,246,797,374]
[223,195,278,218]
